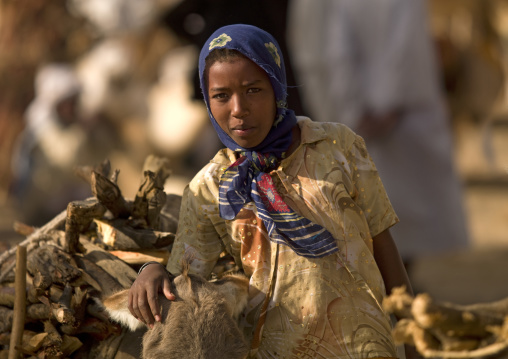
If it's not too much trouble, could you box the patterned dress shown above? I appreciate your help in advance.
[167,118,399,358]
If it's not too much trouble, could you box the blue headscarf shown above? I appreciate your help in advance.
[199,24,338,258]
[198,24,296,157]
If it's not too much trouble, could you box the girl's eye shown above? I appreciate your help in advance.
[247,88,261,94]
[212,93,228,100]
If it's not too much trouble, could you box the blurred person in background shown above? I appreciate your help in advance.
[287,0,470,272]
[10,64,116,225]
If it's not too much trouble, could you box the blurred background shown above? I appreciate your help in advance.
[0,0,507,305]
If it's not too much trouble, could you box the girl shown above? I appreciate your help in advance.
[129,24,415,359]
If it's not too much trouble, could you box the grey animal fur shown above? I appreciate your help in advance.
[102,265,250,359]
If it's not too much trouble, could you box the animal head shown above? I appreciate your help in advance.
[100,266,250,359]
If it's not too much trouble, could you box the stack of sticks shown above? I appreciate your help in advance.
[0,156,191,358]
[384,286,508,358]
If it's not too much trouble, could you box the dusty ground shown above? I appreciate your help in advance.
[1,118,507,307]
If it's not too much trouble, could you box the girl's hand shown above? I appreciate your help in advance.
[128,263,175,328]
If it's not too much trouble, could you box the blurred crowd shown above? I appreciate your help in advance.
[0,0,507,264]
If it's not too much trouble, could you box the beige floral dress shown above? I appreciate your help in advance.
[167,117,399,358]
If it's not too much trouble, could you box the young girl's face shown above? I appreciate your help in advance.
[207,56,276,148]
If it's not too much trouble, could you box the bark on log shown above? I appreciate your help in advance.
[32,269,52,291]
[39,320,63,358]
[74,159,111,186]
[73,256,123,296]
[70,287,88,326]
[383,285,413,319]
[64,199,106,254]
[95,218,175,250]
[19,332,47,354]
[60,334,83,357]
[25,303,51,322]
[51,284,76,326]
[131,170,167,229]
[386,287,508,358]
[0,287,15,307]
[91,171,131,218]
[79,238,137,289]
[0,306,14,333]
[26,245,82,287]
[0,209,67,267]
[412,293,504,337]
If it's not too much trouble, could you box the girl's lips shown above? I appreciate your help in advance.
[232,127,254,136]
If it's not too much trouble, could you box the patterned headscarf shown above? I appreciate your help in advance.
[199,24,338,258]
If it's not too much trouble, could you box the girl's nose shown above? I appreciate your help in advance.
[231,94,249,118]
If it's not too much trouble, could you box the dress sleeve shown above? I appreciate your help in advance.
[166,177,225,278]
[346,134,399,237]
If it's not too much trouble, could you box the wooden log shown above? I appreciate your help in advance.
[60,335,83,357]
[460,297,508,321]
[70,287,88,325]
[73,256,123,296]
[32,269,52,291]
[0,286,15,307]
[108,249,170,266]
[131,170,167,229]
[79,238,137,289]
[91,171,131,218]
[412,293,504,337]
[73,268,102,292]
[142,155,172,180]
[51,284,76,326]
[25,303,51,322]
[41,320,62,348]
[8,245,26,359]
[74,159,111,186]
[392,319,441,353]
[0,305,14,332]
[95,218,175,251]
[26,245,82,286]
[0,331,37,347]
[55,287,88,335]
[382,285,413,319]
[64,198,106,254]
[0,209,67,268]
[20,332,48,353]
[36,295,70,326]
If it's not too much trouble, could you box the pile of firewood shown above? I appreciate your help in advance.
[0,155,235,358]
[384,286,508,358]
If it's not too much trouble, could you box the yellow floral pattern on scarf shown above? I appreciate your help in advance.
[209,33,232,50]
[265,42,281,68]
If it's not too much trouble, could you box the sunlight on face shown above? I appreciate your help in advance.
[207,57,276,148]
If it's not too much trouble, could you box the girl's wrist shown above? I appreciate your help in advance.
[137,261,163,275]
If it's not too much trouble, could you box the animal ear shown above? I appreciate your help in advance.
[100,290,145,331]
[180,258,190,277]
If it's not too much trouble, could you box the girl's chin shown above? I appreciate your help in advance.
[232,138,263,149]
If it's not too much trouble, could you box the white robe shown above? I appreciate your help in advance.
[287,0,470,259]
